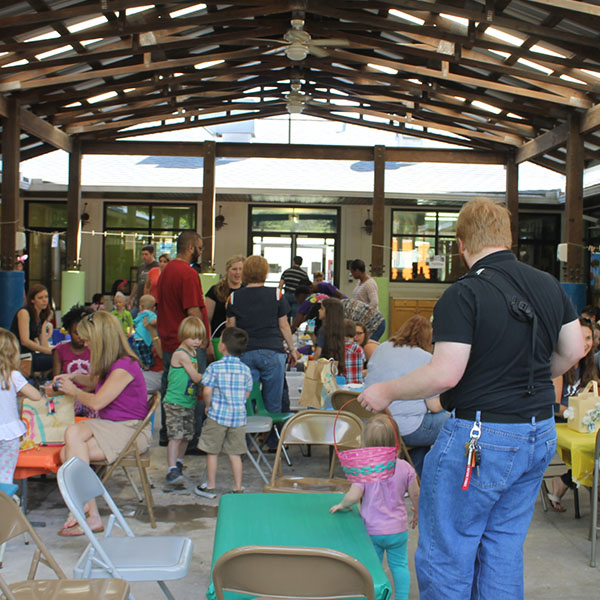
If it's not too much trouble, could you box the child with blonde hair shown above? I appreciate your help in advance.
[111,291,133,335]
[330,414,419,600]
[0,329,43,484]
[163,316,206,483]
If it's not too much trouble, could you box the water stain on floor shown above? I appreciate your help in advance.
[133,503,219,524]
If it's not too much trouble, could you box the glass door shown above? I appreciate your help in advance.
[249,205,340,287]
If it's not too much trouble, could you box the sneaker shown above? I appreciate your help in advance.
[165,468,183,484]
[175,461,184,474]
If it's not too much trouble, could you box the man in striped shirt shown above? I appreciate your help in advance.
[278,256,311,319]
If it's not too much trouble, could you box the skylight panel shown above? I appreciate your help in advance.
[1,59,28,68]
[471,100,502,114]
[126,5,154,16]
[194,59,224,69]
[485,27,524,46]
[582,69,600,79]
[516,58,553,75]
[440,14,468,26]
[368,63,398,75]
[560,74,586,85]
[67,16,108,33]
[35,45,72,60]
[330,98,360,107]
[388,9,425,26]
[530,45,566,58]
[64,101,82,108]
[506,112,524,120]
[87,91,118,104]
[170,4,206,18]
[24,31,60,42]
[488,49,511,59]
[407,78,422,85]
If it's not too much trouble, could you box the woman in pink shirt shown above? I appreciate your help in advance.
[330,415,420,600]
[54,311,149,536]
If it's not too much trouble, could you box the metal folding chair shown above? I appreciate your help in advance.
[91,391,160,527]
[212,545,375,600]
[245,415,273,485]
[0,489,130,600]
[57,457,193,600]
[263,409,363,493]
[590,428,600,566]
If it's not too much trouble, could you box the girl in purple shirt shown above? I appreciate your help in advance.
[54,311,149,536]
[330,415,420,600]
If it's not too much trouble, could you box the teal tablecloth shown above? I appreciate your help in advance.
[206,492,391,599]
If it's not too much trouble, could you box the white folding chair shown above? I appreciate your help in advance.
[57,457,193,600]
[245,416,273,485]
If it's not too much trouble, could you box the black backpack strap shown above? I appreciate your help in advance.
[461,266,538,396]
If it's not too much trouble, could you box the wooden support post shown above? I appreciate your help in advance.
[371,145,385,277]
[565,114,584,283]
[505,150,519,255]
[201,140,216,271]
[66,137,82,269]
[1,99,20,271]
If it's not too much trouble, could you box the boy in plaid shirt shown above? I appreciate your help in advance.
[195,327,253,495]
[344,320,366,384]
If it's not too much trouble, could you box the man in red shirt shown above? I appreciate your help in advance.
[157,230,212,448]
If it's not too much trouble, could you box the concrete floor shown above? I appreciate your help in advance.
[2,428,600,599]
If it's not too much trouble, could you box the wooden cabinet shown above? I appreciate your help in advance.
[389,298,438,335]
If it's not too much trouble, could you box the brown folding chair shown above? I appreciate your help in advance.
[331,389,418,472]
[212,545,375,600]
[263,409,363,493]
[91,391,160,528]
[0,490,129,600]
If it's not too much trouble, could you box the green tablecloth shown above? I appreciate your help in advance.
[206,492,392,599]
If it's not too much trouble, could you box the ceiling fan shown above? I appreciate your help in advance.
[284,82,313,113]
[262,18,350,61]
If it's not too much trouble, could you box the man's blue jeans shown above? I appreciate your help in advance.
[241,349,286,413]
[415,415,556,600]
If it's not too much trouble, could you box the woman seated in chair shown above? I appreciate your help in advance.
[364,315,450,477]
[53,311,149,536]
[10,284,54,375]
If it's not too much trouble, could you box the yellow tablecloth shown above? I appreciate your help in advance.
[555,423,597,487]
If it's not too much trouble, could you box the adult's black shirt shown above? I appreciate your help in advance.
[205,283,245,335]
[433,250,577,417]
[227,286,289,353]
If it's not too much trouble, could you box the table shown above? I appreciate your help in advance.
[14,444,63,518]
[206,493,392,600]
[556,423,596,487]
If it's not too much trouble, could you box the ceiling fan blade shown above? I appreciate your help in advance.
[309,38,350,47]
[309,46,329,58]
[249,37,290,45]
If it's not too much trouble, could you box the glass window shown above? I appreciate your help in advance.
[251,207,337,234]
[390,209,465,282]
[151,206,195,230]
[103,203,196,293]
[27,202,67,228]
[105,205,150,229]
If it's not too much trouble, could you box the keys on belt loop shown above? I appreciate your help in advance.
[462,411,482,491]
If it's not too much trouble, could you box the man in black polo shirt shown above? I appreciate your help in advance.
[358,199,584,600]
[278,256,310,319]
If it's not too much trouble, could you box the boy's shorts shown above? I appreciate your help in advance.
[198,418,246,455]
[164,403,195,441]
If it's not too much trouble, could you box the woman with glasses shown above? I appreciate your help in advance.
[53,311,150,536]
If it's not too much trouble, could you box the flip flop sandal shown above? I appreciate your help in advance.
[546,492,567,513]
[58,524,104,537]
